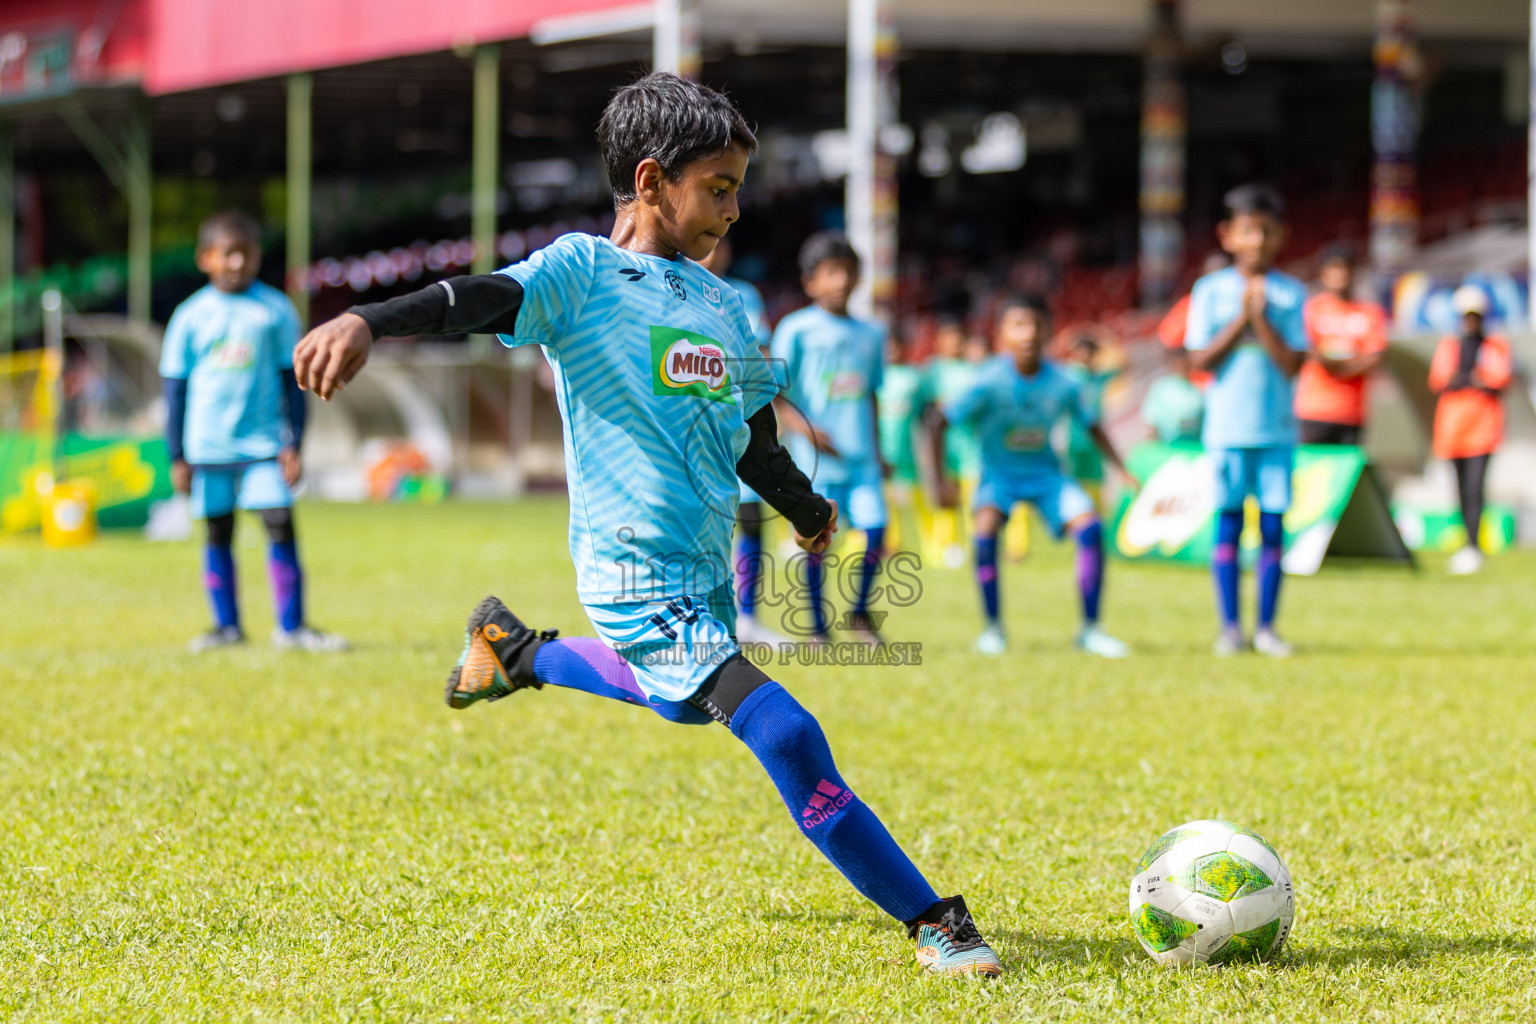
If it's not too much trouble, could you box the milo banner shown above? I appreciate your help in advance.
[1111,442,1412,574]
[1,433,174,532]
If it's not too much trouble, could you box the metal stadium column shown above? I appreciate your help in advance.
[287,73,313,326]
[846,0,897,322]
[473,44,501,275]
[0,125,12,352]
[125,99,152,327]
[654,0,700,79]
[1369,0,1420,280]
[1529,0,1535,329]
[1139,0,1185,308]
[57,97,150,323]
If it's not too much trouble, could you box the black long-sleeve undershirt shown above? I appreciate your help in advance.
[348,274,525,340]
[735,405,833,539]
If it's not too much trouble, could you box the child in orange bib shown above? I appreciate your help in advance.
[1427,285,1511,574]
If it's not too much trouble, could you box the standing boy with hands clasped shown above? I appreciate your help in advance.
[1184,184,1309,657]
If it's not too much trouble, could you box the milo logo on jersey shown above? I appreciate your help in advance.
[208,337,255,371]
[1003,425,1047,451]
[651,326,736,404]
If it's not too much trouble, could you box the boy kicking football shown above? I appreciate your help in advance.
[930,295,1132,658]
[293,73,1001,976]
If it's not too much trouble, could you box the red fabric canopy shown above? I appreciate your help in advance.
[128,0,632,95]
[0,0,638,97]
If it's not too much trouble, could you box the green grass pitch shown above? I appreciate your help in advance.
[4,499,1536,1022]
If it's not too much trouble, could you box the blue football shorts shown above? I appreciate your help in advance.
[583,581,739,705]
[1210,446,1293,514]
[973,471,1096,538]
[820,459,888,532]
[191,459,292,519]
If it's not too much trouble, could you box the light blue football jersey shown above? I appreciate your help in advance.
[496,233,779,605]
[159,280,300,465]
[1184,266,1308,448]
[770,304,886,484]
[722,275,771,347]
[944,356,1093,483]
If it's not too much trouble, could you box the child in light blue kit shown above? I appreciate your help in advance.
[160,211,345,653]
[770,233,888,646]
[1184,185,1308,657]
[291,74,1002,976]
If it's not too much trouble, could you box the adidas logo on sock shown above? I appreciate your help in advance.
[800,779,854,830]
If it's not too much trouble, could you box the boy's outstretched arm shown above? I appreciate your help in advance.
[922,408,959,508]
[1089,424,1137,488]
[735,404,838,552]
[294,275,525,399]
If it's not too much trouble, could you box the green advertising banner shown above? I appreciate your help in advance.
[1111,442,1413,574]
[1,432,174,532]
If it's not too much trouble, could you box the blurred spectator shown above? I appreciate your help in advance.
[1295,244,1388,445]
[1142,345,1205,444]
[1156,252,1230,389]
[1428,285,1512,576]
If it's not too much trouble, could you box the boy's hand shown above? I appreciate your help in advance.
[171,459,192,495]
[808,427,840,457]
[1243,277,1267,322]
[937,478,960,509]
[278,447,302,487]
[794,499,839,554]
[295,312,373,400]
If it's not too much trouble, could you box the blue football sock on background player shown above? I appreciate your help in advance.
[205,542,239,630]
[854,526,884,616]
[1075,520,1103,623]
[974,536,1000,622]
[269,539,303,633]
[806,552,829,635]
[735,533,763,618]
[1258,511,1284,627]
[1214,510,1243,627]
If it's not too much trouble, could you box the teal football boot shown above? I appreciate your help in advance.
[908,895,1005,977]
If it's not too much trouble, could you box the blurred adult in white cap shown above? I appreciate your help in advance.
[1428,282,1511,574]
[1451,284,1490,318]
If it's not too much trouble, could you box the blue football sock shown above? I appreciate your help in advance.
[1075,519,1104,625]
[204,543,239,630]
[1258,512,1284,628]
[1213,510,1243,628]
[974,535,1000,623]
[735,533,763,618]
[853,526,884,616]
[806,552,828,635]
[531,637,712,725]
[730,682,941,922]
[268,540,304,633]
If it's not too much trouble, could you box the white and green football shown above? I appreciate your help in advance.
[1128,819,1294,966]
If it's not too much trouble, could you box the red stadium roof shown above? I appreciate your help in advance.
[143,0,635,94]
[0,0,639,100]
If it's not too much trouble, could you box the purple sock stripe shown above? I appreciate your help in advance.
[564,638,648,705]
[1076,544,1103,623]
[268,542,303,633]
